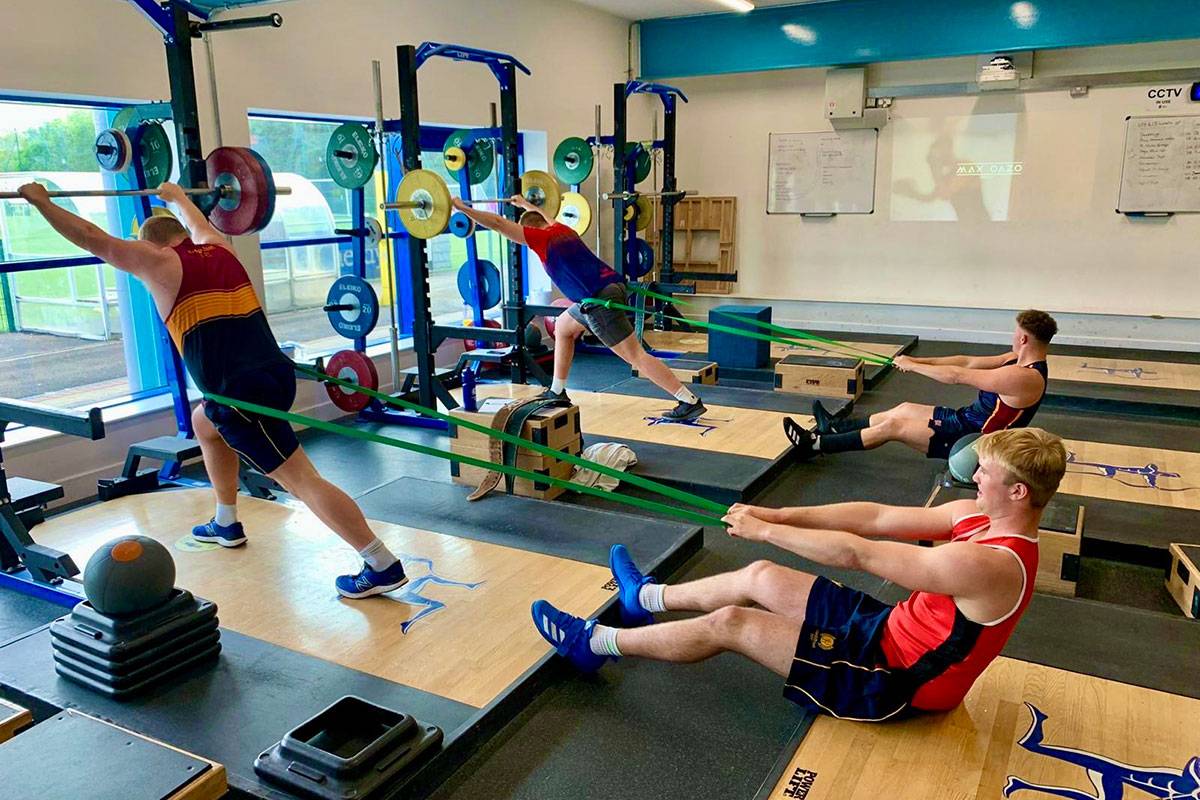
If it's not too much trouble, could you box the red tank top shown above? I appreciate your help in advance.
[879,513,1038,711]
[166,239,287,394]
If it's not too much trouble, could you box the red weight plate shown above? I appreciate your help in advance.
[324,350,379,413]
[205,146,269,236]
[543,297,573,338]
[462,318,502,351]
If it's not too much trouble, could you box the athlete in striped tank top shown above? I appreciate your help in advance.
[18,180,409,599]
[783,309,1058,461]
[530,428,1066,724]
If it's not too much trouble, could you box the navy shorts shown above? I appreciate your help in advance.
[203,362,299,474]
[783,577,915,721]
[926,406,977,460]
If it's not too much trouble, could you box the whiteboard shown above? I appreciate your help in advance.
[767,129,877,214]
[1117,115,1200,213]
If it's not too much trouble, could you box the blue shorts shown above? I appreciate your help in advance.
[203,362,299,475]
[783,577,915,721]
[926,406,976,460]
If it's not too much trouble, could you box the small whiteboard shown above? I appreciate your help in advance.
[1117,115,1200,213]
[767,129,877,214]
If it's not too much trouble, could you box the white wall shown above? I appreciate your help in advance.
[656,40,1200,343]
[0,0,638,502]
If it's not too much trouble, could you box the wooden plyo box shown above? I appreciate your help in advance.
[633,358,718,385]
[774,355,863,401]
[449,397,581,453]
[0,699,31,744]
[1166,543,1200,619]
[926,479,1082,597]
[451,435,583,472]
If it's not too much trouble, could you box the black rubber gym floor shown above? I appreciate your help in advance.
[2,336,1196,799]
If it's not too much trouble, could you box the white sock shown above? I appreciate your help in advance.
[639,583,667,613]
[815,436,822,452]
[358,538,398,572]
[673,386,698,404]
[589,624,623,657]
[551,376,567,394]
[215,503,237,527]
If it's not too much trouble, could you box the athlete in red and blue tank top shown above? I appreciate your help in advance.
[880,511,1039,711]
[959,358,1049,433]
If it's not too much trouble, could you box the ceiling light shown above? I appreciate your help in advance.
[713,0,755,12]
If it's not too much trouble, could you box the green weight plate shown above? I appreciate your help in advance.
[553,137,594,184]
[326,123,378,189]
[623,142,652,184]
[443,129,495,185]
[137,123,173,190]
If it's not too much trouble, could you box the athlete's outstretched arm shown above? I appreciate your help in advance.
[896,356,1042,398]
[726,499,974,543]
[907,352,1015,369]
[451,197,526,244]
[723,506,1020,601]
[17,183,172,279]
[156,182,227,247]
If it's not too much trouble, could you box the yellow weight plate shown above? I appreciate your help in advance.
[635,196,653,231]
[623,204,637,223]
[556,191,592,235]
[395,168,451,240]
[521,169,561,218]
[444,146,467,173]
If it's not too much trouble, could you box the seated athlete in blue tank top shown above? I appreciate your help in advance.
[782,310,1057,462]
[452,194,707,421]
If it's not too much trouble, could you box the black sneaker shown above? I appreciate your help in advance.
[662,399,706,421]
[811,400,836,434]
[537,388,571,405]
[783,417,818,461]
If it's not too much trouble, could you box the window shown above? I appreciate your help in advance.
[249,113,519,359]
[0,97,171,409]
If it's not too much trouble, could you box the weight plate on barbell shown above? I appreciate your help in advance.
[325,349,379,413]
[94,128,132,173]
[443,129,495,185]
[556,191,592,235]
[363,218,384,247]
[457,259,502,311]
[244,147,278,234]
[553,137,593,184]
[204,146,275,236]
[394,168,452,240]
[521,169,561,218]
[136,122,174,190]
[326,123,378,190]
[325,275,379,339]
[626,238,655,279]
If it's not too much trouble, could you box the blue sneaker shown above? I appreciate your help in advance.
[335,560,409,599]
[191,518,247,548]
[609,544,655,627]
[530,599,609,672]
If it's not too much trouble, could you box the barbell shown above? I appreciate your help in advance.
[380,168,561,240]
[603,189,696,201]
[2,146,287,236]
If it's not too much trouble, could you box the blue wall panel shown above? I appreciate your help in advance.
[639,0,1200,78]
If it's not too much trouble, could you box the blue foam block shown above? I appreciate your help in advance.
[708,305,771,369]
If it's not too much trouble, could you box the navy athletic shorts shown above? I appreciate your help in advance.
[926,405,976,460]
[203,361,299,474]
[783,577,915,722]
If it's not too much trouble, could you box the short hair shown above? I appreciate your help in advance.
[975,427,1066,509]
[1016,309,1057,344]
[520,210,548,228]
[138,215,188,246]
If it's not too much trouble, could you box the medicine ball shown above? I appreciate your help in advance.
[83,535,176,616]
[947,433,983,485]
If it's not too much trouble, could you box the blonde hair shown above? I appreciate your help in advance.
[138,215,187,246]
[975,427,1066,508]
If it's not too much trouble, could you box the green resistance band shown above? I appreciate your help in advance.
[586,295,891,367]
[287,364,731,523]
[626,284,892,366]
